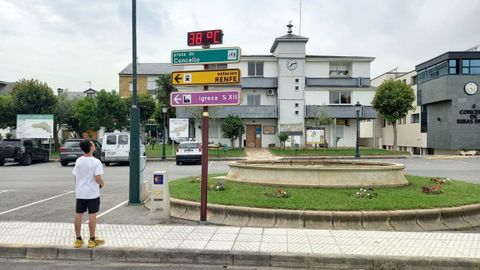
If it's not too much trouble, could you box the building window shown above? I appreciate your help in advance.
[295,86,299,91]
[147,76,157,95]
[329,91,351,104]
[248,62,264,77]
[411,113,420,123]
[209,124,218,139]
[462,59,480,74]
[329,63,350,77]
[411,75,417,85]
[295,103,299,107]
[247,95,261,106]
[382,119,386,127]
[295,78,299,83]
[207,64,228,70]
[449,59,457,74]
[295,110,299,115]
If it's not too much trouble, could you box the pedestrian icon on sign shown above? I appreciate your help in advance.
[184,74,192,83]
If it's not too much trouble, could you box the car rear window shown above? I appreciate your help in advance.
[0,140,22,147]
[106,135,117,145]
[179,143,199,149]
[64,141,81,147]
[118,135,128,145]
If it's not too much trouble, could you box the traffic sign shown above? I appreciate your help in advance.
[170,90,241,107]
[171,69,240,86]
[171,47,241,66]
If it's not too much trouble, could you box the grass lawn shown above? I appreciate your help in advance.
[147,146,246,158]
[270,147,409,157]
[169,174,480,211]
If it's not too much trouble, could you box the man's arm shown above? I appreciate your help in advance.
[95,175,105,188]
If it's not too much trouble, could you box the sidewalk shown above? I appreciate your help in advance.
[1,221,479,269]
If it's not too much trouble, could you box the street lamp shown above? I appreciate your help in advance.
[355,101,362,159]
[161,106,168,160]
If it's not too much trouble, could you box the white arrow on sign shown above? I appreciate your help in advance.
[173,94,181,104]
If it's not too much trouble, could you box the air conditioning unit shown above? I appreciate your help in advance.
[266,89,275,96]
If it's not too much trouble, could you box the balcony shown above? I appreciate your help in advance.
[306,105,377,119]
[241,77,277,89]
[306,77,371,87]
[176,105,278,119]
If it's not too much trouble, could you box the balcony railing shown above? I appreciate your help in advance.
[176,105,278,119]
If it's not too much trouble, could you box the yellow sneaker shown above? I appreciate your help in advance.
[87,238,105,248]
[74,238,83,248]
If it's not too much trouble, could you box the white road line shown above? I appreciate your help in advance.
[85,199,128,224]
[0,191,74,216]
[209,161,214,167]
[0,190,16,194]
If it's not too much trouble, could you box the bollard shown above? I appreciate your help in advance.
[150,171,171,220]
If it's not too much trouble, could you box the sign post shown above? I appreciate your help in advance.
[170,29,241,223]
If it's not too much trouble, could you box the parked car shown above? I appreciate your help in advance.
[59,139,102,166]
[176,141,202,165]
[101,132,145,166]
[0,139,49,166]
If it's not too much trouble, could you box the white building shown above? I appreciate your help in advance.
[176,24,379,148]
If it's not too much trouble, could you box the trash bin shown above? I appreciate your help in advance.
[150,171,171,220]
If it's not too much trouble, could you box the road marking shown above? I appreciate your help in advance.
[209,161,214,167]
[85,199,129,223]
[0,190,16,194]
[0,191,74,216]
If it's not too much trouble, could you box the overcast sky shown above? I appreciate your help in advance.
[1,0,479,92]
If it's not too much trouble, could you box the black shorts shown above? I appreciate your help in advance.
[76,197,100,214]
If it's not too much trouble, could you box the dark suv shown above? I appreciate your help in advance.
[0,139,49,166]
[60,139,102,166]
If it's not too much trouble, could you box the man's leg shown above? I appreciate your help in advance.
[88,213,96,238]
[74,213,83,237]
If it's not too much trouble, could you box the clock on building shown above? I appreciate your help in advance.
[286,59,298,70]
[464,82,478,95]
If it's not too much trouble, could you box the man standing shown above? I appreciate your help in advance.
[73,139,105,248]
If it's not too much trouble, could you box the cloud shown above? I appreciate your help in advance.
[0,0,479,92]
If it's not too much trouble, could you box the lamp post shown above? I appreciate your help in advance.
[355,101,362,159]
[162,106,167,160]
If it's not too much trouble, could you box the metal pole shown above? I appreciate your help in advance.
[162,111,166,160]
[200,62,209,223]
[129,0,141,205]
[355,109,360,159]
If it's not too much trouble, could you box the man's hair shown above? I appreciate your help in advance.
[79,139,92,154]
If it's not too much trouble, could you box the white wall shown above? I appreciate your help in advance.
[305,62,329,77]
[351,62,370,78]
[241,89,277,105]
[352,91,375,105]
[304,90,330,105]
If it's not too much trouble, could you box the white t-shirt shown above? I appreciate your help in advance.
[72,156,104,199]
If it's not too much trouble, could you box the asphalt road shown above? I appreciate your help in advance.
[0,158,479,226]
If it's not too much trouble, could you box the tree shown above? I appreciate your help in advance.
[54,90,75,149]
[221,115,245,148]
[74,97,100,137]
[372,79,415,150]
[0,95,16,129]
[126,93,156,126]
[278,132,289,150]
[96,90,129,132]
[155,74,175,107]
[11,79,56,116]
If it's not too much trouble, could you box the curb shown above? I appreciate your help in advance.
[1,245,479,269]
[170,198,480,231]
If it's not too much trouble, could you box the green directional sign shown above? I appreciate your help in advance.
[171,47,241,66]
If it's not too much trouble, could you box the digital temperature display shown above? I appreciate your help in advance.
[187,29,223,46]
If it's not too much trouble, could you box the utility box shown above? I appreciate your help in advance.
[150,171,171,220]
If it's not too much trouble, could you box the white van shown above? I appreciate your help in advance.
[101,132,145,166]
